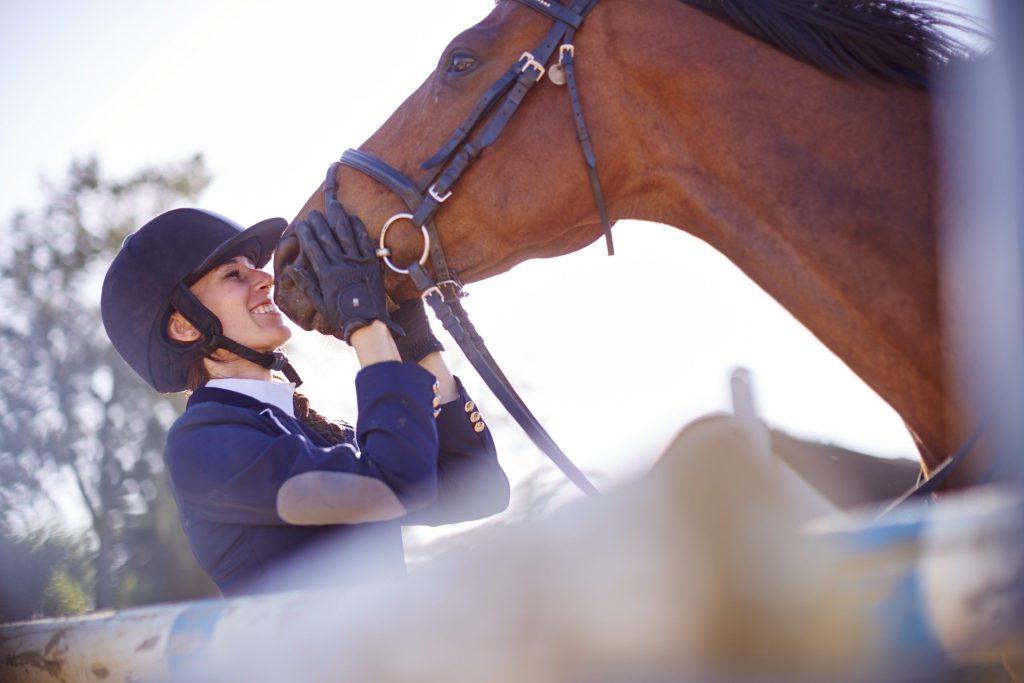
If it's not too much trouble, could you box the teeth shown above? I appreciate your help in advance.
[252,303,280,315]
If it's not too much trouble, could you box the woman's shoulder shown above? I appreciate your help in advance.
[169,400,267,432]
[166,401,279,460]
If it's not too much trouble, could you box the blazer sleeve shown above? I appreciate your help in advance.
[166,362,440,526]
[401,377,510,526]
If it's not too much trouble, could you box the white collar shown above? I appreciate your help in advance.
[206,378,296,418]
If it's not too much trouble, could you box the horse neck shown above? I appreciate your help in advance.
[598,1,954,468]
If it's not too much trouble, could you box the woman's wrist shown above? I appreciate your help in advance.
[391,298,444,363]
[350,321,401,367]
[417,351,459,403]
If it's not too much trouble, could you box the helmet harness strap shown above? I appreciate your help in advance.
[203,335,303,387]
[172,283,303,387]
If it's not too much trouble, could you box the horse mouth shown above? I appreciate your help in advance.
[272,224,436,330]
[272,232,318,331]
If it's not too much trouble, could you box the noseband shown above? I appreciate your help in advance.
[336,0,606,495]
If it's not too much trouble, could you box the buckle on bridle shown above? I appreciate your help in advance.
[420,285,443,302]
[519,52,546,81]
[558,43,575,64]
[436,278,466,301]
[428,184,453,203]
[378,213,431,275]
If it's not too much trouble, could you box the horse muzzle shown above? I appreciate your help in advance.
[272,230,321,332]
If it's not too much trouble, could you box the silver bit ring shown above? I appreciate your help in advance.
[378,213,430,275]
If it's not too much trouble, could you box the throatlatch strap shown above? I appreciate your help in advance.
[562,26,614,255]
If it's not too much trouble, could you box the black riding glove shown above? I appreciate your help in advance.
[286,164,401,343]
[391,298,444,363]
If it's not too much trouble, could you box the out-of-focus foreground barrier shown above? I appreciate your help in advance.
[1,416,1022,682]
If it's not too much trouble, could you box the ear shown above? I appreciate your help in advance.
[167,311,202,343]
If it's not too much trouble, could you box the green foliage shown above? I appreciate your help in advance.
[0,528,91,621]
[41,567,89,616]
[0,155,218,613]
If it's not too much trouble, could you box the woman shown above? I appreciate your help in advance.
[100,169,509,596]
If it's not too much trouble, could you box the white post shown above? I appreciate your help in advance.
[729,366,772,457]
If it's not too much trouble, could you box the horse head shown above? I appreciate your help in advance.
[274,0,983,483]
[274,0,624,330]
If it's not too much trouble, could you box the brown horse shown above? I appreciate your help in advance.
[275,0,976,483]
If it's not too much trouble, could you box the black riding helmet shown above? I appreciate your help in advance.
[101,208,301,393]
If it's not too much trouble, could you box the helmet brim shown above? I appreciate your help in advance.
[185,217,288,284]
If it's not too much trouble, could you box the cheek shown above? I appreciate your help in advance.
[196,285,249,332]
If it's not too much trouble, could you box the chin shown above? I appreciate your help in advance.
[249,323,292,352]
[269,325,293,348]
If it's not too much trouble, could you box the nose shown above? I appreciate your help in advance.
[251,267,273,291]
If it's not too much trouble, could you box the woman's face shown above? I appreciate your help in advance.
[189,255,292,352]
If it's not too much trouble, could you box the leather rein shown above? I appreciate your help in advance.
[337,0,608,496]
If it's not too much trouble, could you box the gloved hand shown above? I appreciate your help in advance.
[391,298,444,363]
[285,163,401,343]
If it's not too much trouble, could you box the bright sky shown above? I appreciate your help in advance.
[0,0,993,537]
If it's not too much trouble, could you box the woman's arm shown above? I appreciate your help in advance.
[168,362,441,527]
[276,470,407,524]
[402,369,511,526]
[276,336,463,525]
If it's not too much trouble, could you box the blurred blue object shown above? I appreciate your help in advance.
[939,0,1024,487]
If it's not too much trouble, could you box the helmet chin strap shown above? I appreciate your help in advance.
[204,334,303,387]
[173,283,303,387]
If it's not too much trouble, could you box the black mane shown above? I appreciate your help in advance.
[679,0,977,88]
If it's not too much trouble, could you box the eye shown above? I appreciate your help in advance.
[225,269,241,279]
[445,51,478,76]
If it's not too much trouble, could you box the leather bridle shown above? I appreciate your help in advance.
[330,0,1000,505]
[336,0,608,496]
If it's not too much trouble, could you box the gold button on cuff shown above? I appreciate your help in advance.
[432,396,442,408]
[473,421,486,433]
[469,411,481,423]
[464,401,475,413]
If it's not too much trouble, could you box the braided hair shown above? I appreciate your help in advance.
[290,391,353,444]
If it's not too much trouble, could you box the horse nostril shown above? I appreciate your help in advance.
[273,233,300,278]
[272,262,322,332]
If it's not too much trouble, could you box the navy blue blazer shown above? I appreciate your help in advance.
[164,361,509,596]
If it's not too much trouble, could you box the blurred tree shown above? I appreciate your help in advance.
[0,528,90,622]
[0,155,218,612]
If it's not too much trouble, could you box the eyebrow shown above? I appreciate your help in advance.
[217,256,255,270]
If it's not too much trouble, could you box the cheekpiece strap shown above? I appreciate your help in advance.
[171,283,223,339]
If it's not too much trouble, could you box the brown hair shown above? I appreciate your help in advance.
[186,355,352,445]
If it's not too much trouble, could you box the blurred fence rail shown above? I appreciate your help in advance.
[1,416,1021,682]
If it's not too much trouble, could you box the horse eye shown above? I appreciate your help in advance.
[446,52,478,76]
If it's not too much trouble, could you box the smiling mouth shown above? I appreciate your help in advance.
[250,302,281,315]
